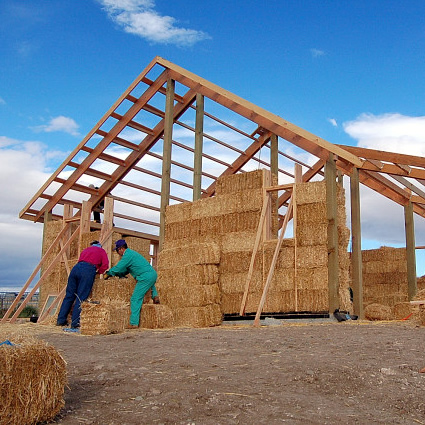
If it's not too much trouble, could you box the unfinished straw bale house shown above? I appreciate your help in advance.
[4,56,425,331]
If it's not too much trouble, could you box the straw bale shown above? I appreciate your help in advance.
[263,240,295,269]
[295,181,327,205]
[339,286,352,312]
[362,246,406,262]
[90,276,136,302]
[80,300,129,335]
[165,219,201,241]
[202,211,261,234]
[220,293,244,314]
[392,302,418,320]
[364,303,392,321]
[296,266,328,290]
[362,259,407,274]
[163,235,212,250]
[419,305,425,326]
[220,251,261,273]
[140,304,174,329]
[165,201,193,224]
[296,245,328,268]
[158,242,220,269]
[296,289,329,312]
[215,169,266,195]
[363,271,408,287]
[338,226,351,248]
[413,289,425,300]
[157,264,219,287]
[124,236,151,260]
[296,223,328,246]
[221,231,257,253]
[173,304,222,327]
[80,230,102,254]
[296,203,328,225]
[159,284,220,308]
[417,277,425,292]
[0,336,66,425]
[220,271,264,294]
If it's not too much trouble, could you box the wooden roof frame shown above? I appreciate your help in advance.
[20,56,425,242]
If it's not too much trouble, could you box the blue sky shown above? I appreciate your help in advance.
[1,0,425,291]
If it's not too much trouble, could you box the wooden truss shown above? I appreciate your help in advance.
[20,56,425,244]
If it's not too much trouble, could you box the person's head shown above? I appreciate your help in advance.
[115,239,127,256]
[90,240,102,248]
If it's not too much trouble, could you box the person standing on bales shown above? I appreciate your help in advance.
[105,239,159,328]
[57,240,109,328]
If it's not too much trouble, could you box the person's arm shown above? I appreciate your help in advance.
[106,254,130,277]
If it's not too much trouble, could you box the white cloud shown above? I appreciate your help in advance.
[328,118,337,127]
[97,0,210,46]
[33,115,80,136]
[343,113,425,156]
[311,48,325,58]
[0,137,68,290]
[0,97,5,105]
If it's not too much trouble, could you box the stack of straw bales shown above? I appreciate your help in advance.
[159,169,352,320]
[362,247,408,307]
[157,239,222,327]
[0,335,66,425]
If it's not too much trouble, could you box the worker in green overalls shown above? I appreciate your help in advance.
[105,239,159,328]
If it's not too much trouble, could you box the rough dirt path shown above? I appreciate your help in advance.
[21,320,424,425]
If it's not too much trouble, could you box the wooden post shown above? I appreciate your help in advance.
[325,154,339,314]
[193,93,204,201]
[159,78,175,252]
[270,134,279,238]
[100,197,114,267]
[350,168,363,318]
[293,163,302,312]
[404,201,417,300]
[79,200,92,255]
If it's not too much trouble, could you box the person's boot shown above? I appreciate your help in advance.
[153,296,160,304]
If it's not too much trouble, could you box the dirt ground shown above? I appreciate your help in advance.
[2,319,425,425]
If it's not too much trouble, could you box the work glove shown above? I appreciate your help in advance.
[103,272,111,280]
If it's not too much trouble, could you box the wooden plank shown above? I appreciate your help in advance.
[0,222,72,323]
[161,58,363,167]
[404,201,417,300]
[159,78,175,251]
[326,154,339,314]
[240,191,270,316]
[100,197,114,268]
[293,164,302,312]
[193,93,204,201]
[350,167,363,319]
[253,195,294,327]
[8,226,81,323]
[79,201,92,255]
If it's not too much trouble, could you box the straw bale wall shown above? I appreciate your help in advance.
[361,247,409,307]
[0,335,66,425]
[140,304,174,329]
[158,170,352,320]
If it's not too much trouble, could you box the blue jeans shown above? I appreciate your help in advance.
[57,261,96,327]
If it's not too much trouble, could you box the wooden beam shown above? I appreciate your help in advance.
[325,154,339,314]
[193,93,204,201]
[350,168,363,318]
[404,201,417,300]
[159,78,175,251]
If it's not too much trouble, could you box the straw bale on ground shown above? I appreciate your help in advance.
[141,304,174,329]
[90,276,136,302]
[0,336,66,425]
[80,301,128,335]
[159,284,220,308]
[173,304,222,328]
[364,303,392,321]
[393,302,418,320]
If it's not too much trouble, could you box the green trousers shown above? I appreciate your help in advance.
[130,270,158,326]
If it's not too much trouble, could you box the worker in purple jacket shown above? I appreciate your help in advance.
[56,240,109,328]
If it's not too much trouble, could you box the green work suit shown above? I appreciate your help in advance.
[107,248,158,326]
